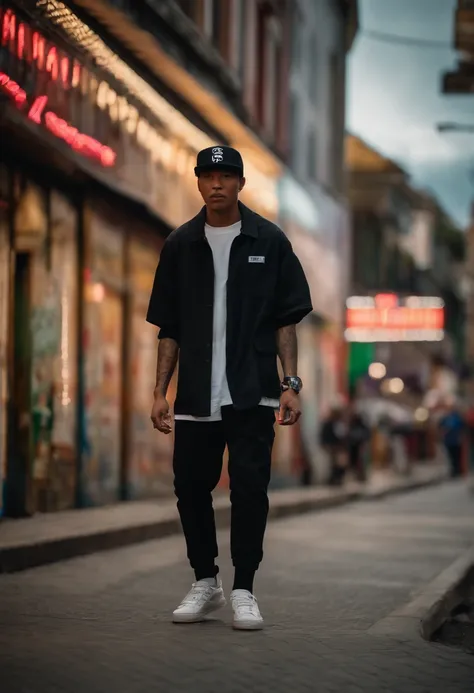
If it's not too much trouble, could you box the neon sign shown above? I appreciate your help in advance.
[345,295,445,343]
[2,8,81,89]
[0,70,116,167]
[0,70,26,104]
[0,8,115,167]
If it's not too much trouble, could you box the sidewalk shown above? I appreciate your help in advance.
[0,462,448,573]
[1,478,473,693]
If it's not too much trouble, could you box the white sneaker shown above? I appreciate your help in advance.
[172,578,226,623]
[230,589,264,630]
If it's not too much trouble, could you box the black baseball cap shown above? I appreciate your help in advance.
[194,145,244,177]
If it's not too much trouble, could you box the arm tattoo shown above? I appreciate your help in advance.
[276,324,298,377]
[155,338,179,397]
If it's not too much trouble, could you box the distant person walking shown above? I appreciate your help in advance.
[439,401,465,478]
[147,146,312,630]
[320,405,348,486]
[347,408,370,482]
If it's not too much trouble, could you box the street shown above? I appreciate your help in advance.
[1,481,473,692]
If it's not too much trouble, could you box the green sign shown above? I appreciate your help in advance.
[348,342,374,386]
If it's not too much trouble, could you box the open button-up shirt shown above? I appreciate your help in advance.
[147,202,313,417]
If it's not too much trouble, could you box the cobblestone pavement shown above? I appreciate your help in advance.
[1,481,473,693]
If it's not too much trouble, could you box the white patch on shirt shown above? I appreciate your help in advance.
[248,256,265,263]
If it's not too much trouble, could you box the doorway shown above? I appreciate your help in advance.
[5,252,32,516]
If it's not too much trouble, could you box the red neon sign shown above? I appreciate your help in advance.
[374,293,398,309]
[346,307,445,331]
[1,8,79,88]
[0,71,116,167]
[0,71,26,105]
[0,7,116,166]
[45,110,116,167]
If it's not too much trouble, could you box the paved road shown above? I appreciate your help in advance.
[1,481,473,692]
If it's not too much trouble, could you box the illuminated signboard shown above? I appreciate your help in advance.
[0,4,204,226]
[0,8,116,166]
[0,4,279,227]
[345,294,445,343]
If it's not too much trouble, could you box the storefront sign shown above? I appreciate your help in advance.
[0,10,116,167]
[345,294,445,342]
[0,4,278,227]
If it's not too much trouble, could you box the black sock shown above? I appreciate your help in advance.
[194,564,219,582]
[233,568,255,593]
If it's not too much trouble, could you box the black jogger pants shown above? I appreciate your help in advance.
[173,405,275,575]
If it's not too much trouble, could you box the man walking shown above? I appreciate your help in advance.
[147,145,312,630]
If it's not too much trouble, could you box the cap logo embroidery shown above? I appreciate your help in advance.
[211,147,224,163]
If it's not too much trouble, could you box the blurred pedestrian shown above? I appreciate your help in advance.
[320,405,348,486]
[439,399,465,478]
[347,407,370,482]
[147,146,312,630]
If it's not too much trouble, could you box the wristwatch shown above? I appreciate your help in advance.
[281,376,303,394]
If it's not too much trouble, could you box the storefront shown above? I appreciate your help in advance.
[0,2,280,514]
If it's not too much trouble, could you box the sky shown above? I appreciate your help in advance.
[347,0,474,228]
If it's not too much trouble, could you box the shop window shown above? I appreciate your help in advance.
[82,211,124,506]
[128,238,174,498]
[49,191,78,510]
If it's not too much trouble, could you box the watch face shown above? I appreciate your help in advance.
[283,377,302,393]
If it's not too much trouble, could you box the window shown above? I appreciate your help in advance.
[289,96,300,171]
[231,0,246,81]
[307,130,317,181]
[308,35,318,104]
[291,7,303,70]
[328,52,343,191]
[201,0,222,47]
[191,0,229,58]
[256,7,283,141]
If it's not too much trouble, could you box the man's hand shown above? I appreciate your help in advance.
[278,389,301,426]
[151,393,172,434]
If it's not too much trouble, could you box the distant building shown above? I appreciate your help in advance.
[345,134,465,404]
[442,1,474,94]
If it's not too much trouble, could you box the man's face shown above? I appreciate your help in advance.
[197,170,245,211]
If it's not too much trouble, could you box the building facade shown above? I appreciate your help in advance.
[0,0,357,514]
[345,134,466,410]
[273,0,357,484]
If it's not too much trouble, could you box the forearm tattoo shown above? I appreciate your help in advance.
[276,324,298,377]
[155,338,179,396]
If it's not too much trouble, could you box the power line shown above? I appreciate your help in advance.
[361,29,452,49]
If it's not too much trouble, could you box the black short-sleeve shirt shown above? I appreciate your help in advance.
[147,202,312,416]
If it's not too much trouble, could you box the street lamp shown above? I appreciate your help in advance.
[436,122,474,133]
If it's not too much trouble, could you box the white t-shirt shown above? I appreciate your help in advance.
[175,221,279,422]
